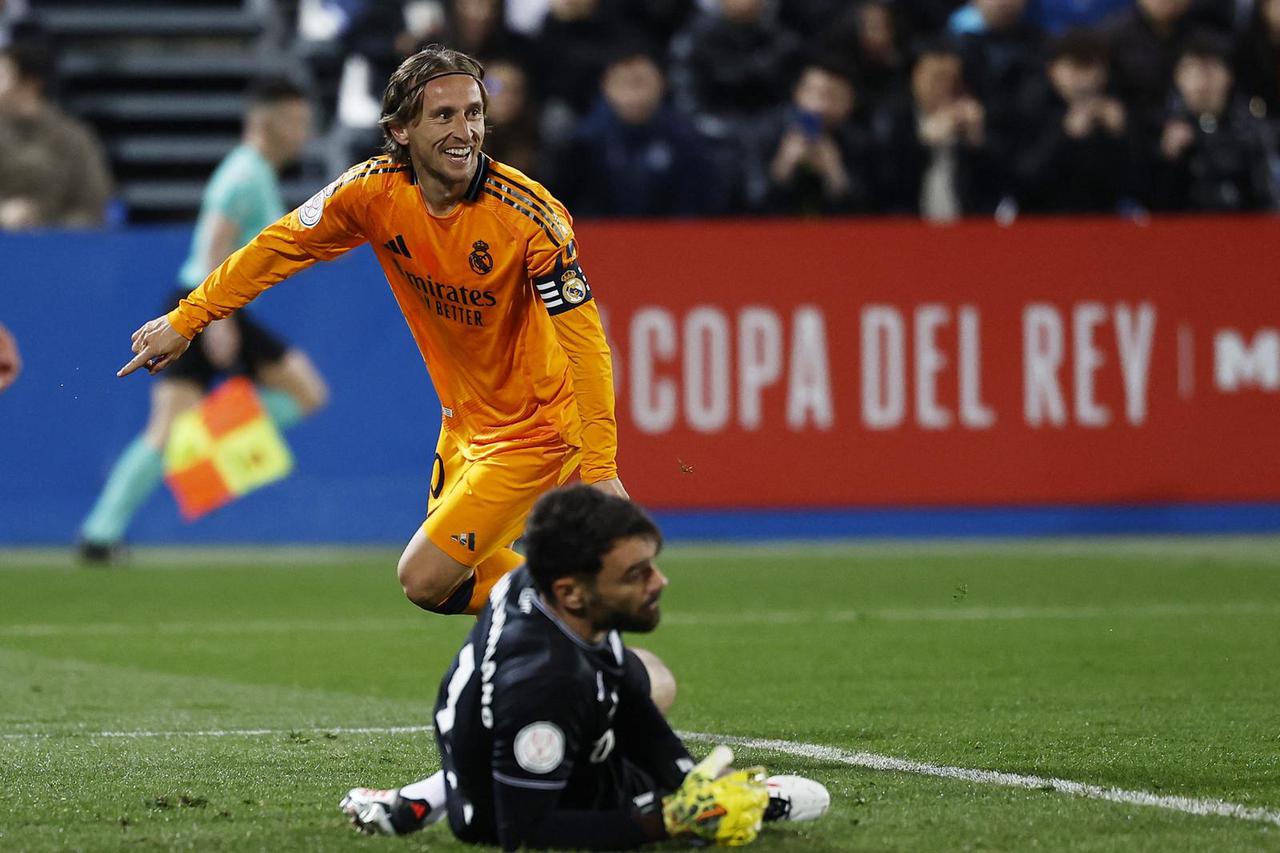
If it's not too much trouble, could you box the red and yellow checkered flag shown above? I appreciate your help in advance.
[163,377,294,520]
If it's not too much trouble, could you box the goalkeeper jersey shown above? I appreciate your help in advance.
[433,566,692,850]
[167,153,617,480]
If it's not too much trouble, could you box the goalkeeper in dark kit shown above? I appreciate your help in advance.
[340,485,829,848]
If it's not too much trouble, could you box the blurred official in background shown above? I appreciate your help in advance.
[78,79,329,562]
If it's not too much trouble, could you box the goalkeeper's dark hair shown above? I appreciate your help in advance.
[379,44,488,166]
[523,486,662,596]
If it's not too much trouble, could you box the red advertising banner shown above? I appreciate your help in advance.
[576,217,1280,508]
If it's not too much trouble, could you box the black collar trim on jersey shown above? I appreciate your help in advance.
[463,152,491,202]
[531,593,611,652]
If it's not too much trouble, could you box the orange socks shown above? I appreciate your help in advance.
[465,547,524,614]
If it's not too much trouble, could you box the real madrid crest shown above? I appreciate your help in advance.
[469,240,493,275]
[561,269,587,304]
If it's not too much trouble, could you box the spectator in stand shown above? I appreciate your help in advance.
[616,0,696,46]
[330,1,441,169]
[669,0,803,126]
[482,57,542,175]
[755,60,876,215]
[1025,0,1132,36]
[873,39,1003,221]
[818,1,910,116]
[0,39,112,229]
[1149,31,1280,210]
[668,0,803,211]
[1233,0,1280,121]
[440,0,531,65]
[530,0,628,138]
[1015,30,1138,212]
[779,0,852,38]
[1106,0,1199,130]
[342,1,440,109]
[897,0,969,39]
[953,0,1045,154]
[545,43,711,217]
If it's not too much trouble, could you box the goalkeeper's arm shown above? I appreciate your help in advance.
[493,783,666,851]
[661,746,770,847]
[493,746,767,850]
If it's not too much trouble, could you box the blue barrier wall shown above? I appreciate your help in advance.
[1,228,441,544]
[4,228,1280,544]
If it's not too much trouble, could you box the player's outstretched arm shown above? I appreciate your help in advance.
[117,315,191,377]
[165,167,371,344]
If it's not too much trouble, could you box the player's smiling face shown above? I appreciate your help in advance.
[585,535,667,634]
[394,74,486,187]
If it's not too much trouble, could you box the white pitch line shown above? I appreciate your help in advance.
[679,732,1280,830]
[2,601,1277,638]
[2,723,1277,829]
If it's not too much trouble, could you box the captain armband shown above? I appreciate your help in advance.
[532,264,592,316]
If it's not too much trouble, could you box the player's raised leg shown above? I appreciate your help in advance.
[397,525,476,612]
[397,528,526,613]
[398,434,578,614]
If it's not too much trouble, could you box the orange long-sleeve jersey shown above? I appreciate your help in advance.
[167,154,617,482]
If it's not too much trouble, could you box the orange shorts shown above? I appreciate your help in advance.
[423,430,581,566]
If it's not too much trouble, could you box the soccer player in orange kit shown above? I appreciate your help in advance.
[119,45,627,617]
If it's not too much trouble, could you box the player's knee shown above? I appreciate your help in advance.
[631,647,678,714]
[397,554,466,610]
[397,559,439,607]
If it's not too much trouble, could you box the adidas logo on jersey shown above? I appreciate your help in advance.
[451,531,476,551]
[383,234,413,258]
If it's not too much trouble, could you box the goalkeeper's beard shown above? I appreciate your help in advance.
[583,588,662,634]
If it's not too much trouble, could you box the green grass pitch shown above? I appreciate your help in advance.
[2,539,1279,851]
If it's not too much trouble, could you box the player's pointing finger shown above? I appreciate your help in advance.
[117,349,152,377]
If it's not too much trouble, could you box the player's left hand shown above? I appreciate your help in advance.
[118,316,191,377]
[662,746,768,847]
[589,477,629,499]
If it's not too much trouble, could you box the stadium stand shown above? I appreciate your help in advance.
[38,0,323,222]
[7,0,1280,223]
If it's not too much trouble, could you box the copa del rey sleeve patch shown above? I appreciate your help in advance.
[533,264,592,316]
[513,721,566,774]
[297,178,340,228]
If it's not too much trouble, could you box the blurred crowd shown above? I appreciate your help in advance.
[6,0,1280,227]
[0,1,112,229]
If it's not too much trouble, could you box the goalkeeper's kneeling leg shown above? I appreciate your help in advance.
[631,646,677,713]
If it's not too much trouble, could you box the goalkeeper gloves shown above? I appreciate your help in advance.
[662,746,769,847]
